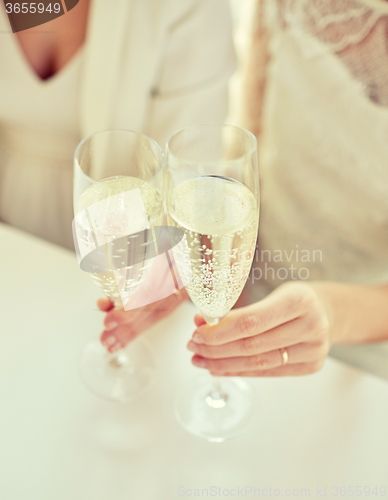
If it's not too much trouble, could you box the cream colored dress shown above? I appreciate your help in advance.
[0,0,235,249]
[0,17,83,248]
[243,0,388,377]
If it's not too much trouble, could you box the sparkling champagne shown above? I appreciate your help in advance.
[76,176,163,305]
[168,176,259,320]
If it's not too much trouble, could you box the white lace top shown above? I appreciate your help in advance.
[246,0,388,298]
[244,0,388,376]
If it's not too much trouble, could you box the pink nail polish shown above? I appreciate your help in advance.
[106,321,118,331]
[105,335,117,346]
[192,333,204,344]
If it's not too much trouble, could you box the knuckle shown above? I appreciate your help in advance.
[201,347,219,359]
[238,313,260,335]
[304,312,330,338]
[282,283,318,312]
[106,309,125,322]
[240,335,260,354]
[207,359,221,371]
[304,315,319,334]
[313,339,330,359]
[206,333,223,346]
[249,354,268,370]
[104,316,117,328]
[315,316,330,336]
[119,323,136,338]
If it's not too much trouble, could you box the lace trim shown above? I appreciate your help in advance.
[275,0,388,106]
[280,0,385,52]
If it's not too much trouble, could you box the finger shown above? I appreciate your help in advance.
[189,317,328,359]
[191,342,326,373]
[101,306,155,351]
[101,322,139,352]
[191,350,283,372]
[101,291,186,351]
[97,297,115,312]
[103,287,187,330]
[194,314,206,328]
[192,284,314,345]
[188,319,304,358]
[211,361,324,377]
[103,299,160,330]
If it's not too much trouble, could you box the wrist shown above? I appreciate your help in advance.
[308,281,347,345]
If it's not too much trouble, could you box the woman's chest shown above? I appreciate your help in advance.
[0,34,83,135]
[2,0,89,81]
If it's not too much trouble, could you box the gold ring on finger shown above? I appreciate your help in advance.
[279,347,289,366]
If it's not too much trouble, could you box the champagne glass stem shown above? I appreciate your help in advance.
[105,297,131,369]
[202,317,228,409]
[206,376,228,409]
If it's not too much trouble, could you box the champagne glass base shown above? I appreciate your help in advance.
[79,337,156,403]
[174,374,255,442]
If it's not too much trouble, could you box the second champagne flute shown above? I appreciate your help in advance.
[165,124,260,441]
[73,129,164,402]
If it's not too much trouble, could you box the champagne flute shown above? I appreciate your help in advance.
[165,124,260,441]
[73,129,164,402]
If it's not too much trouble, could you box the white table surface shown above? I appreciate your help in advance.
[0,222,387,500]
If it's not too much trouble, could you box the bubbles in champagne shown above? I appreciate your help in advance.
[76,176,163,306]
[168,176,259,320]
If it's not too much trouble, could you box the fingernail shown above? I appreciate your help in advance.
[187,341,197,352]
[192,333,204,344]
[104,335,117,346]
[102,334,123,352]
[109,341,123,353]
[192,356,206,368]
[106,321,118,331]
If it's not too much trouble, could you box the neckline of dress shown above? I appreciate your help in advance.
[0,4,85,87]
